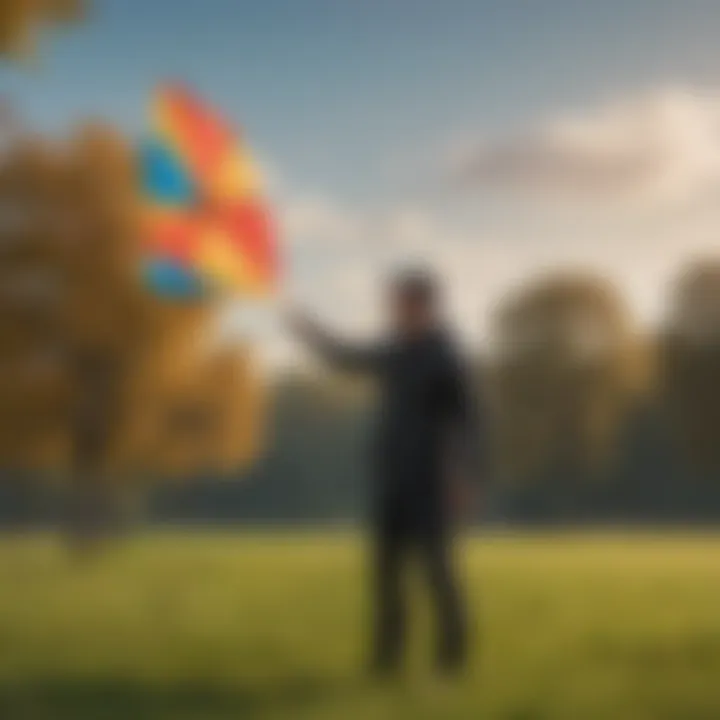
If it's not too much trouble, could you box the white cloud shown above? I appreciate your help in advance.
[455,87,720,206]
[228,100,720,371]
[386,208,438,254]
[280,194,361,250]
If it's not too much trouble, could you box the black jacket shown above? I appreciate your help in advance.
[305,325,486,511]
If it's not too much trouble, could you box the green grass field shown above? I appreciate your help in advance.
[0,531,719,719]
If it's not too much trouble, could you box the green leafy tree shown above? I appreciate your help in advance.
[489,272,644,485]
[661,260,720,473]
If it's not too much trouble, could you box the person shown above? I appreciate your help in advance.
[288,268,486,676]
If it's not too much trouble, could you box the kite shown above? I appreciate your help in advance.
[140,84,278,300]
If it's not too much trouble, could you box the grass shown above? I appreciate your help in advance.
[0,530,719,719]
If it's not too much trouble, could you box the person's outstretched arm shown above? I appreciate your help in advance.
[288,310,387,375]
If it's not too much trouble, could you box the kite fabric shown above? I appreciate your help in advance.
[140,84,279,300]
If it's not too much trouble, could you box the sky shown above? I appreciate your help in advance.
[3,0,720,365]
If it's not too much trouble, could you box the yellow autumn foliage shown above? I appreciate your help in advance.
[0,0,84,58]
[0,121,265,482]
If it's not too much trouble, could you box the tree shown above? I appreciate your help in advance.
[117,343,266,480]
[0,123,266,547]
[0,0,85,59]
[661,260,720,473]
[489,272,645,486]
[0,135,69,472]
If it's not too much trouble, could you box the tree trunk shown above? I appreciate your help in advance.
[66,349,121,558]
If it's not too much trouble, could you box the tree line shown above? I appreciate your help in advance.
[1,125,719,526]
[1,8,719,526]
[151,264,720,526]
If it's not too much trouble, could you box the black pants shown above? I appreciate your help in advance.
[372,505,467,671]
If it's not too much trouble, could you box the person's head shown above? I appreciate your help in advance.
[387,267,442,337]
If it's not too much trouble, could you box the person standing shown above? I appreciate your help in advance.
[289,268,486,676]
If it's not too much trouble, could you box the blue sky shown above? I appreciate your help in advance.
[4,0,720,361]
[4,0,720,202]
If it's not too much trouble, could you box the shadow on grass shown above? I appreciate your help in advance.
[0,676,363,720]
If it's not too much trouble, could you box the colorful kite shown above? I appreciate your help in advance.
[140,84,278,300]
